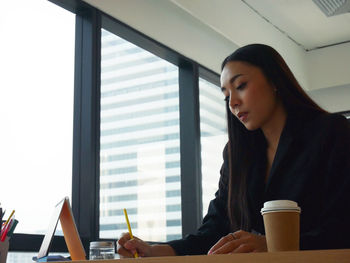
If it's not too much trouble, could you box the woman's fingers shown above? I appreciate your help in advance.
[125,238,151,257]
[207,235,229,254]
[208,230,267,254]
[117,233,153,258]
[232,230,244,239]
[117,233,133,258]
[211,240,239,254]
[116,245,135,258]
[117,232,143,258]
[232,243,254,253]
[208,233,237,254]
[117,232,132,247]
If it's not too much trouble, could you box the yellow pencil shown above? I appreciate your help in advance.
[3,210,15,228]
[123,208,139,258]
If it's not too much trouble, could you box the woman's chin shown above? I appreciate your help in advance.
[243,122,259,131]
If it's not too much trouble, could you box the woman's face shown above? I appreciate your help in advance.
[220,61,281,131]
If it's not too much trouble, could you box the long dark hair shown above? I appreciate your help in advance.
[222,44,326,231]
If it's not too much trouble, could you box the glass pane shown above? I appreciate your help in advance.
[99,29,181,242]
[0,0,75,236]
[199,78,227,217]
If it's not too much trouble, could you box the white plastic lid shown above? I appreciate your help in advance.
[260,200,301,214]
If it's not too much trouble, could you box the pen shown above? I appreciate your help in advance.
[1,219,13,242]
[7,219,18,238]
[123,208,139,258]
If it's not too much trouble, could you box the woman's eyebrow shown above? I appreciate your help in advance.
[221,74,243,92]
[230,74,243,85]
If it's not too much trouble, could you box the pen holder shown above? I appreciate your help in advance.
[0,237,9,263]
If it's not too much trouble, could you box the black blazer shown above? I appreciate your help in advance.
[168,111,350,255]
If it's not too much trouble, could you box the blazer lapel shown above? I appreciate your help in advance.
[265,116,296,192]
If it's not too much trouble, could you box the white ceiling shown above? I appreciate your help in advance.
[171,0,350,51]
[83,0,350,52]
[84,0,350,96]
[243,0,350,50]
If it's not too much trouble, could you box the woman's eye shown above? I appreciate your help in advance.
[236,83,247,90]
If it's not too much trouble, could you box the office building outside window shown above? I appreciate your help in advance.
[199,78,227,217]
[99,29,181,242]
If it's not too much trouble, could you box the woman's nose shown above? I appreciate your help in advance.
[229,95,240,110]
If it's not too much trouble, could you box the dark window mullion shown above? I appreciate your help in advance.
[72,7,101,252]
[179,62,202,237]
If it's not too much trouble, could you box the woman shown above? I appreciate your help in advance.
[117,44,350,257]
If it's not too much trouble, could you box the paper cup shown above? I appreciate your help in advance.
[261,200,301,252]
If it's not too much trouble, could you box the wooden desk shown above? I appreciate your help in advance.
[64,249,350,263]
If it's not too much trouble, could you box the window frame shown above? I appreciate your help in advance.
[10,0,221,254]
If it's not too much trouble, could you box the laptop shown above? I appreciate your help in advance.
[34,197,86,262]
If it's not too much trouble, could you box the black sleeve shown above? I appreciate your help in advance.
[300,114,350,249]
[166,144,231,255]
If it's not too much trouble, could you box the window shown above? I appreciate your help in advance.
[0,0,74,233]
[99,29,181,241]
[199,78,227,217]
[3,1,223,258]
[0,0,75,262]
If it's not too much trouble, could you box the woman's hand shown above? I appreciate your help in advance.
[117,233,176,258]
[117,232,152,258]
[207,230,267,254]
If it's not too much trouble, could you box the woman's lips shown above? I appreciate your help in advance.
[238,112,248,122]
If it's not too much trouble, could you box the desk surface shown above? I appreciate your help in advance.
[63,249,350,263]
